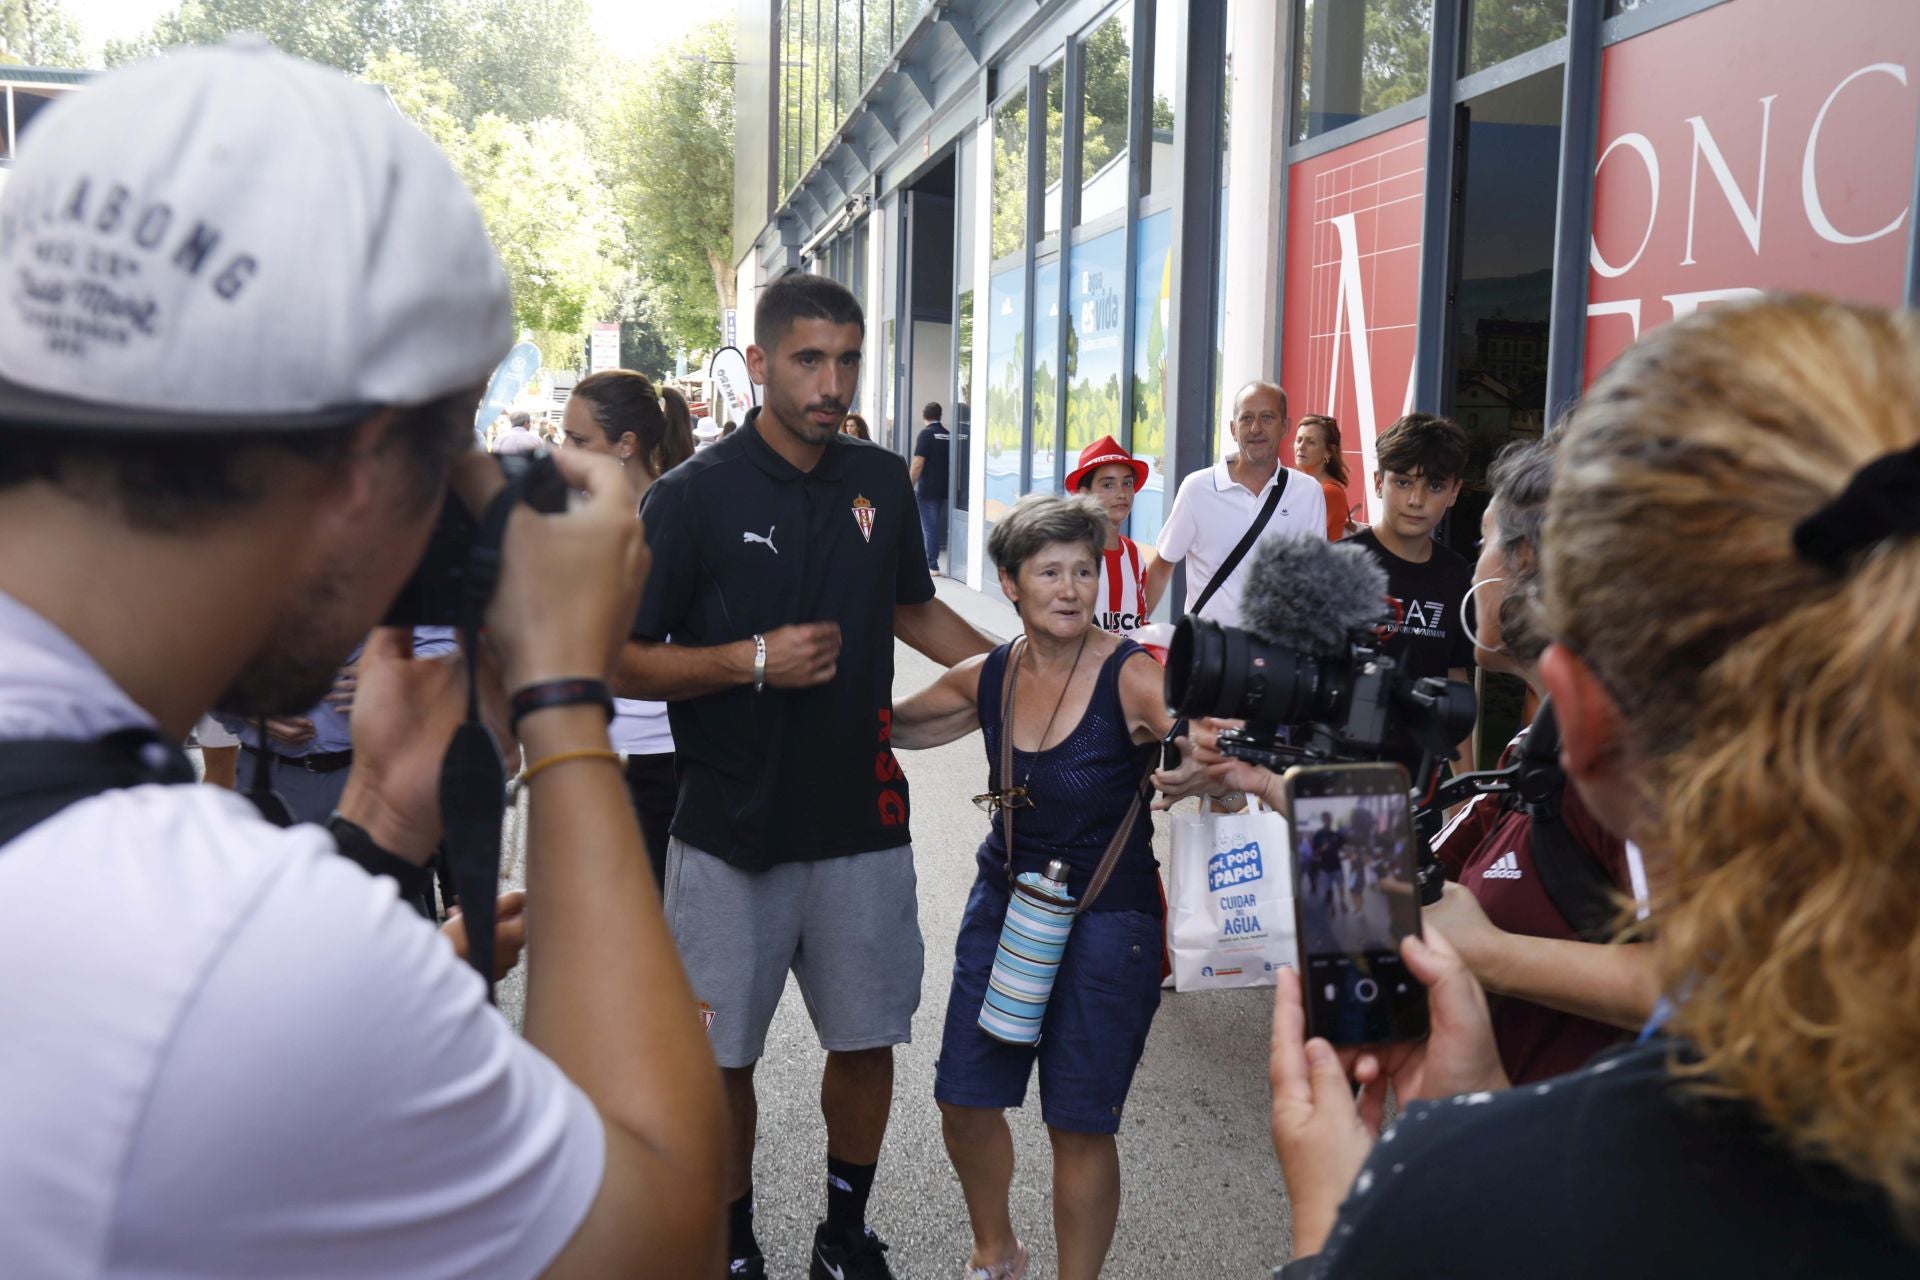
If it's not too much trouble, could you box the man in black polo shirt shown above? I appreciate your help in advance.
[910,401,951,573]
[621,274,994,1280]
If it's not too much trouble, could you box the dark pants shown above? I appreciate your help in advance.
[918,495,946,572]
[622,752,677,890]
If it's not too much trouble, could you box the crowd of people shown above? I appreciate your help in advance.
[1,37,1916,1280]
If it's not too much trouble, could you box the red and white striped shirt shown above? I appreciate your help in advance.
[1095,536,1149,639]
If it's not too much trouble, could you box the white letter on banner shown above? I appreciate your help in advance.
[1324,211,1409,523]
[1591,133,1660,279]
[1803,63,1910,246]
[1663,286,1765,321]
[1682,97,1776,265]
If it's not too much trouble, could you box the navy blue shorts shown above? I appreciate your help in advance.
[934,872,1162,1134]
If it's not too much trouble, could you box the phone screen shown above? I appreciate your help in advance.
[1287,764,1428,1045]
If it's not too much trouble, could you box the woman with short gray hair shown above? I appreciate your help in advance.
[894,493,1222,1280]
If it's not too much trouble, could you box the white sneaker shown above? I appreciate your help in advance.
[965,1242,1030,1280]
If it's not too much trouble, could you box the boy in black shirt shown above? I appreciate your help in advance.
[1349,413,1477,771]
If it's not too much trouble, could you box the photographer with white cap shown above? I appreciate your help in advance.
[0,36,723,1277]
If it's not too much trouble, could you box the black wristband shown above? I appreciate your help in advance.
[328,814,436,918]
[509,677,615,732]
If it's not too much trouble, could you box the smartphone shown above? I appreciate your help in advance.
[1283,762,1428,1045]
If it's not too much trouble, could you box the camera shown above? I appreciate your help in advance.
[1164,614,1477,787]
[384,450,570,628]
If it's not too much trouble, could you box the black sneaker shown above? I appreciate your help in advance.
[809,1222,896,1280]
[729,1254,767,1279]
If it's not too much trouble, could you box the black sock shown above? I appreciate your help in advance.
[824,1156,877,1242]
[729,1189,760,1262]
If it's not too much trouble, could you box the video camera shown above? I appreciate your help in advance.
[1162,535,1479,903]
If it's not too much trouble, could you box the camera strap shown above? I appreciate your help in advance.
[1513,700,1621,942]
[1188,473,1289,620]
[435,479,526,998]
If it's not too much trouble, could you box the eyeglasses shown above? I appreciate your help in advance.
[972,786,1034,815]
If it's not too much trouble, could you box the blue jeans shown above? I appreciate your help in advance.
[917,495,946,571]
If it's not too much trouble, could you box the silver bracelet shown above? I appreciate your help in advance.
[752,633,767,692]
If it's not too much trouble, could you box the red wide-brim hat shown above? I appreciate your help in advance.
[1066,434,1150,493]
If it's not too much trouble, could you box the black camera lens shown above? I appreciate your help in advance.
[1166,616,1337,726]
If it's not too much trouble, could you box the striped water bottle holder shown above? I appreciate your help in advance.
[978,638,1155,1046]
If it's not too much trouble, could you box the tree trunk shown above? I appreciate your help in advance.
[707,246,738,329]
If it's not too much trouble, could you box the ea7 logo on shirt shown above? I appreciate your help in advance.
[851,494,876,543]
[741,525,778,554]
[1387,597,1450,640]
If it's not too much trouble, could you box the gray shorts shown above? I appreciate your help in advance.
[664,838,924,1069]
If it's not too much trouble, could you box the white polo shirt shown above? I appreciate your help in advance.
[0,590,604,1278]
[1156,460,1328,628]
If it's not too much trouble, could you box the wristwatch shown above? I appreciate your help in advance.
[752,633,767,692]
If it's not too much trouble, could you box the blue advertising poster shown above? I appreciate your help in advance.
[474,341,543,441]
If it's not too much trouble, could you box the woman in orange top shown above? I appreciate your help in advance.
[1293,413,1357,540]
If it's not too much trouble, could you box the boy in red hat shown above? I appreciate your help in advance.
[1067,435,1154,644]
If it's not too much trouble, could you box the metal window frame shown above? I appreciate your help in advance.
[1164,0,1229,613]
[1117,0,1154,452]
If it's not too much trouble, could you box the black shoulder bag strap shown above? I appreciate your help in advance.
[0,730,195,848]
[1516,700,1623,943]
[1188,470,1290,619]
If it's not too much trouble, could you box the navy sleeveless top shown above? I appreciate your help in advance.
[976,638,1161,916]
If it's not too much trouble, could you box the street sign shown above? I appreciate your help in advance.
[473,340,542,442]
[723,307,738,349]
[589,321,620,373]
[707,346,757,424]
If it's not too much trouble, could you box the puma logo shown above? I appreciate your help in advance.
[742,525,778,554]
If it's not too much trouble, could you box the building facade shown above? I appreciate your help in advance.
[733,0,1920,604]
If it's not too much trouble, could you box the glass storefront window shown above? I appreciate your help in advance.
[1293,0,1433,144]
[1141,2,1178,201]
[992,88,1029,262]
[1465,0,1564,75]
[863,0,892,86]
[1066,227,1126,463]
[1030,258,1062,493]
[1129,209,1173,547]
[1079,9,1132,225]
[1042,58,1066,240]
[985,268,1026,529]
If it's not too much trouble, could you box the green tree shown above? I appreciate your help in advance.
[370,49,622,371]
[604,19,736,354]
[1,0,84,67]
[105,0,592,130]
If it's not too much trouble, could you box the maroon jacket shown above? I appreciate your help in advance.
[1434,730,1633,1083]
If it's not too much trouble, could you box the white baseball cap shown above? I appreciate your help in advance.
[0,34,512,433]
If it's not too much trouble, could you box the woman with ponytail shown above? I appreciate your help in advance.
[563,369,686,886]
[1255,295,1920,1277]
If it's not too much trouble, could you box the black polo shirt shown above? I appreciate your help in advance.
[633,408,936,870]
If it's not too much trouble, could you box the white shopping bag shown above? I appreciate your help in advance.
[1168,799,1297,991]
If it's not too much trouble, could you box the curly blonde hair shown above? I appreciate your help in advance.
[1543,295,1920,1232]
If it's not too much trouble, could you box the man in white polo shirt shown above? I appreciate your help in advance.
[1145,380,1327,626]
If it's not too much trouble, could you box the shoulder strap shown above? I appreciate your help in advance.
[1079,755,1155,914]
[1516,702,1621,942]
[1189,471,1289,618]
[0,731,195,848]
[998,638,1023,885]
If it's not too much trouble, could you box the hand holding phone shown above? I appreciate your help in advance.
[1284,763,1428,1046]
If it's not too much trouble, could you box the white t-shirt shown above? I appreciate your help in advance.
[610,696,674,756]
[0,591,604,1278]
[1155,460,1328,629]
